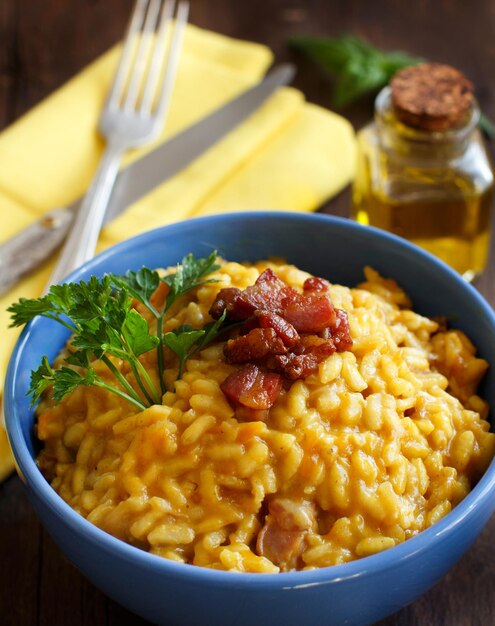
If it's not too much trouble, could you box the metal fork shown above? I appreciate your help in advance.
[47,0,189,288]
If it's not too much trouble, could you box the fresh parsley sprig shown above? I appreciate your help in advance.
[111,251,220,394]
[9,275,161,410]
[9,252,230,411]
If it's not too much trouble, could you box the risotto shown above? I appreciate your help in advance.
[35,260,495,573]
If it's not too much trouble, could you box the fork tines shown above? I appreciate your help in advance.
[108,0,189,117]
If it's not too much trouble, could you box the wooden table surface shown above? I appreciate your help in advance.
[1,1,494,624]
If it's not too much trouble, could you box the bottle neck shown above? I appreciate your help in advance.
[375,87,480,162]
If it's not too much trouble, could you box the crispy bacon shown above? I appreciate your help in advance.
[236,269,294,317]
[220,364,282,410]
[280,293,336,333]
[239,316,259,335]
[332,309,353,352]
[209,287,243,320]
[209,269,295,321]
[257,525,306,571]
[257,499,316,571]
[215,270,354,412]
[255,268,279,284]
[255,310,299,347]
[224,328,287,363]
[303,276,330,293]
[275,335,336,379]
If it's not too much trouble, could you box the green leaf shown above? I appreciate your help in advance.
[290,35,375,74]
[163,328,206,380]
[8,296,59,327]
[111,267,160,311]
[44,283,74,309]
[135,267,160,298]
[163,329,206,361]
[29,355,98,406]
[9,275,156,404]
[181,251,220,286]
[289,34,422,108]
[71,319,110,358]
[67,276,113,327]
[163,251,220,304]
[122,308,160,357]
[8,282,76,328]
[28,356,55,406]
[332,59,387,108]
[65,350,91,368]
[51,366,97,402]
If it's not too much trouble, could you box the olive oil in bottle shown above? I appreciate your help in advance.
[351,64,494,281]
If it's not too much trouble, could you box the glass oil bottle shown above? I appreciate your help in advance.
[351,71,494,281]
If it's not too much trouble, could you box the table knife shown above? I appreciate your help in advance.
[0,64,294,296]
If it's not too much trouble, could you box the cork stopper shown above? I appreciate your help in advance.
[390,63,474,132]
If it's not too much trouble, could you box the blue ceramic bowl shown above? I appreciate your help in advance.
[5,212,495,626]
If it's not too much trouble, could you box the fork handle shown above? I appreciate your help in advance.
[46,142,123,290]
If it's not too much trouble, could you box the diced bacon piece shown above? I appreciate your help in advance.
[209,287,243,320]
[209,270,297,321]
[239,316,259,335]
[215,269,352,402]
[255,310,299,347]
[220,364,282,410]
[257,524,306,571]
[256,499,315,571]
[224,328,287,363]
[332,309,353,352]
[276,335,335,379]
[281,293,336,333]
[255,268,283,285]
[303,276,330,293]
[294,334,334,354]
[236,270,295,318]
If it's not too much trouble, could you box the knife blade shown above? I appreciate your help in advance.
[0,64,295,296]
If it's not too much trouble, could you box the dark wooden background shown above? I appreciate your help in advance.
[1,0,494,624]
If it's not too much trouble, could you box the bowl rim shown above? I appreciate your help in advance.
[5,210,495,588]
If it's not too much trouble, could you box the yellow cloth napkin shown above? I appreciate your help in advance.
[0,24,356,480]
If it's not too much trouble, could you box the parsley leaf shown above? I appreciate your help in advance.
[11,276,158,409]
[163,251,220,306]
[162,311,234,381]
[9,283,76,330]
[111,267,160,312]
[28,356,55,407]
[122,309,160,357]
[65,350,91,368]
[163,329,206,379]
[51,366,97,402]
